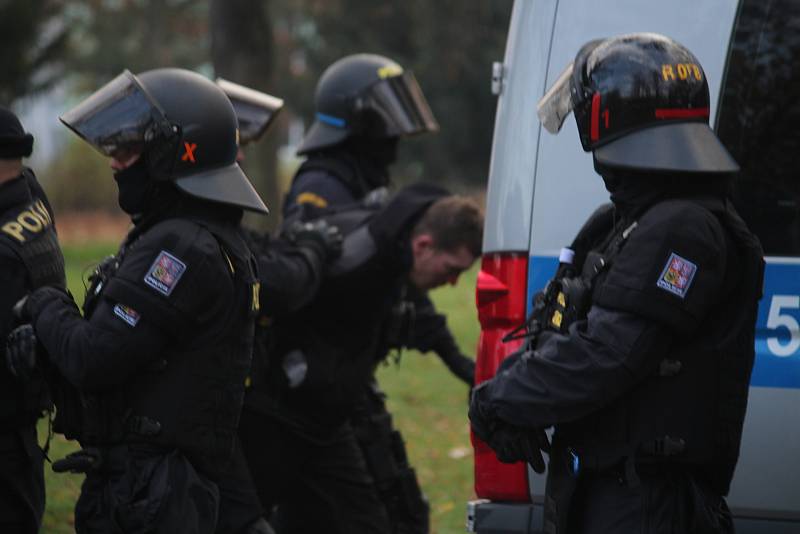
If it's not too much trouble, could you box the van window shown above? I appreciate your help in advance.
[716,0,800,256]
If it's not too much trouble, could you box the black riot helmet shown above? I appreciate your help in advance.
[216,78,284,146]
[60,68,268,213]
[297,53,439,155]
[537,33,738,173]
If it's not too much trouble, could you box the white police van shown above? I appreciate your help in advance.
[469,0,800,532]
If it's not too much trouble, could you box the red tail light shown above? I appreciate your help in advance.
[472,252,530,501]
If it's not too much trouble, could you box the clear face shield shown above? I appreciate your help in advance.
[357,71,439,137]
[537,62,575,134]
[216,78,284,146]
[59,70,174,162]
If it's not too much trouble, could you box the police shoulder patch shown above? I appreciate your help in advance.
[144,250,187,296]
[113,303,140,327]
[656,252,697,299]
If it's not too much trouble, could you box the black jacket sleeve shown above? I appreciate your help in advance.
[252,234,325,316]
[406,288,475,385]
[29,287,169,392]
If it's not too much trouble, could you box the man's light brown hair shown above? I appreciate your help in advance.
[411,195,484,257]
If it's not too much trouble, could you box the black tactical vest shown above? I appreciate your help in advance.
[553,198,764,495]
[81,217,259,468]
[0,171,65,424]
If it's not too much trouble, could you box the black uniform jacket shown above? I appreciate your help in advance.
[476,196,762,472]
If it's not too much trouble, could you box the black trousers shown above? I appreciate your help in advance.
[351,383,430,534]
[0,425,44,534]
[565,468,734,534]
[238,408,391,534]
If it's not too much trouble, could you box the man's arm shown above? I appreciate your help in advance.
[24,286,168,392]
[406,289,474,385]
[252,233,329,316]
[474,305,672,429]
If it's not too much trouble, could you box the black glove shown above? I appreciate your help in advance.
[283,219,343,261]
[6,324,38,381]
[469,382,550,473]
[13,286,73,323]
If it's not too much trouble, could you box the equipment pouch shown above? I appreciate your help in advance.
[110,450,220,534]
[543,446,579,534]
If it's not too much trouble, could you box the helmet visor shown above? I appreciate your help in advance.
[537,62,575,134]
[217,78,284,146]
[360,71,439,136]
[59,70,172,161]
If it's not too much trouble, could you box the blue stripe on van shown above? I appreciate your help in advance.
[528,255,800,390]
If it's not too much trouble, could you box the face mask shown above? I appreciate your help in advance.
[113,156,152,215]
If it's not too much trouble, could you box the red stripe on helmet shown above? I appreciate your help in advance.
[590,93,601,142]
[654,107,710,119]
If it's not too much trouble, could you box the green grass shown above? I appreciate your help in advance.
[45,242,479,533]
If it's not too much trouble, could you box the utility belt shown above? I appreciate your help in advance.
[559,434,690,487]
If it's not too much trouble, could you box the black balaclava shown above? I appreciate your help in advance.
[343,135,399,188]
[113,156,155,215]
[594,156,732,219]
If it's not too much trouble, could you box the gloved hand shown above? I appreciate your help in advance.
[6,324,38,381]
[13,286,73,323]
[283,219,343,261]
[469,382,550,473]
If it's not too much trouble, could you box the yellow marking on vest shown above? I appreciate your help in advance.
[33,200,51,225]
[296,192,328,208]
[252,281,261,312]
[551,310,563,328]
[377,64,403,79]
[2,221,25,242]
[18,211,43,232]
[222,250,235,274]
[557,292,566,307]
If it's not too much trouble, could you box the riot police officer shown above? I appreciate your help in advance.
[469,33,764,533]
[281,53,474,533]
[10,69,271,533]
[0,106,65,533]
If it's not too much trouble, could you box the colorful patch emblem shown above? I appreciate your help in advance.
[144,250,187,296]
[113,304,140,327]
[656,252,697,299]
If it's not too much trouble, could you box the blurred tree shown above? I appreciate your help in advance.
[63,0,210,88]
[0,0,70,103]
[210,0,279,230]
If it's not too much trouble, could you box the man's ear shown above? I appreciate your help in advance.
[411,233,435,256]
